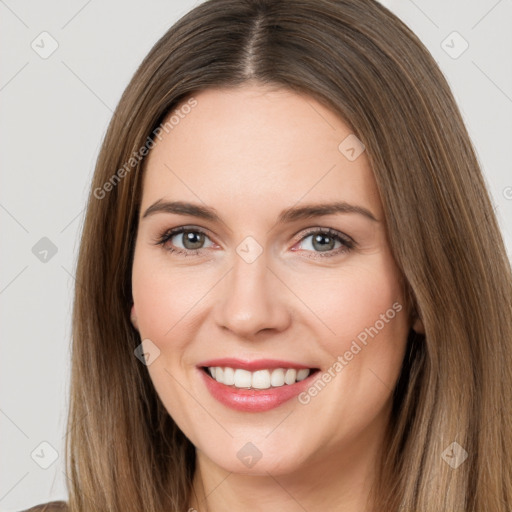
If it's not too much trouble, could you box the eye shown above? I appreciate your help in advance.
[292,228,355,258]
[153,226,355,259]
[153,226,215,256]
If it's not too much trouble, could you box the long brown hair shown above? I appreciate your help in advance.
[66,0,512,510]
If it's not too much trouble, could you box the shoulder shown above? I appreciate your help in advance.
[20,501,68,512]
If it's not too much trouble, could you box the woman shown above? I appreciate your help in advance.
[25,0,512,510]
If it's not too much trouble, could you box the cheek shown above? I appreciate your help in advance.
[292,258,408,368]
[291,260,409,441]
[131,247,209,340]
[131,264,172,339]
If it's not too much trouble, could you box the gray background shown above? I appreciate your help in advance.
[1,0,511,509]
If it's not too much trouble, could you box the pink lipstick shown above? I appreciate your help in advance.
[197,358,319,412]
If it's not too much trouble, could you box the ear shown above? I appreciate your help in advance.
[130,304,139,331]
[411,311,425,335]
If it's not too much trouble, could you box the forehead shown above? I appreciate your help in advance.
[140,85,382,224]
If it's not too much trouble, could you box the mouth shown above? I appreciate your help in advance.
[197,359,321,412]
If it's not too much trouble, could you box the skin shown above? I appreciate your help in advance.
[130,84,424,512]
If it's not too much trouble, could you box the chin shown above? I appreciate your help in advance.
[197,436,312,476]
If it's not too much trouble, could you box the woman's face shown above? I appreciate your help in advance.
[131,84,412,477]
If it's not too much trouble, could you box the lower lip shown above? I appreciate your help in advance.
[198,367,318,412]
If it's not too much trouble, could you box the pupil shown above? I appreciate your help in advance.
[313,234,333,252]
[184,231,204,249]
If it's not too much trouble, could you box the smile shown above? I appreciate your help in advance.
[197,358,320,412]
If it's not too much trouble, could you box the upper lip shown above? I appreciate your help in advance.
[197,358,315,372]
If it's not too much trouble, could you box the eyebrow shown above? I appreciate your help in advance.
[142,200,379,224]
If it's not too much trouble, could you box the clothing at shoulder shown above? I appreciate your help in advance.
[20,501,68,512]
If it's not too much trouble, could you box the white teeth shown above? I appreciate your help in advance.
[223,367,235,385]
[296,369,310,381]
[270,368,285,387]
[284,369,297,385]
[207,366,312,389]
[234,369,252,388]
[251,370,271,389]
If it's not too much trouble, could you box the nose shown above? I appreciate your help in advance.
[213,249,292,340]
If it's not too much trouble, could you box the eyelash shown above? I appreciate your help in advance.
[153,226,356,259]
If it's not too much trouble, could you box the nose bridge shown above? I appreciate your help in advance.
[214,241,290,337]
